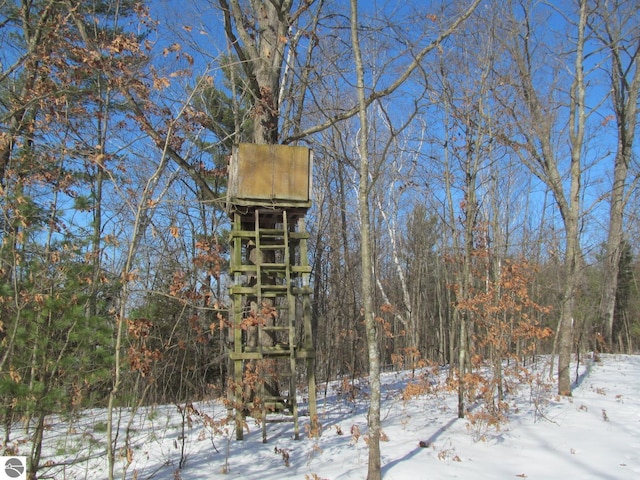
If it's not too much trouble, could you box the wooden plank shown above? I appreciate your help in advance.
[227,144,312,208]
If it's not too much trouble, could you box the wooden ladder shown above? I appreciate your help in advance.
[252,208,299,442]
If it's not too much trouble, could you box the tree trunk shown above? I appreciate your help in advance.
[350,1,381,478]
[593,0,640,350]
[558,0,587,396]
[499,0,587,396]
[457,309,467,418]
[218,0,293,144]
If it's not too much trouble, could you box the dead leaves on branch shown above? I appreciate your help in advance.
[456,259,554,356]
[126,317,161,377]
[239,301,277,331]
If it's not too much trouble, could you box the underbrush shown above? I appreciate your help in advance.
[400,356,556,441]
[0,356,563,479]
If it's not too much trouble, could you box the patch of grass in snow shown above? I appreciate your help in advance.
[93,421,108,433]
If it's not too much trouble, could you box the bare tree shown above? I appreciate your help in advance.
[217,0,321,144]
[589,0,640,351]
[349,2,381,477]
[370,103,425,365]
[497,0,589,395]
[429,3,510,415]
[347,2,483,474]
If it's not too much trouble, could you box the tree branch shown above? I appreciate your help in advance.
[282,0,482,144]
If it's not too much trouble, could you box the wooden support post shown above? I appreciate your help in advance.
[234,359,244,440]
[228,207,316,442]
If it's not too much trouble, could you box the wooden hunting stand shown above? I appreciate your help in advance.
[226,143,317,442]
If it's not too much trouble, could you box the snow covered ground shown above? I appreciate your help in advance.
[5,354,640,479]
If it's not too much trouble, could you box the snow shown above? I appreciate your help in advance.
[5,354,640,479]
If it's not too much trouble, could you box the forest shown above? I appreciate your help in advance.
[1,0,639,479]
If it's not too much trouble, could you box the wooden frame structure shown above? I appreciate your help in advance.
[226,144,317,442]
